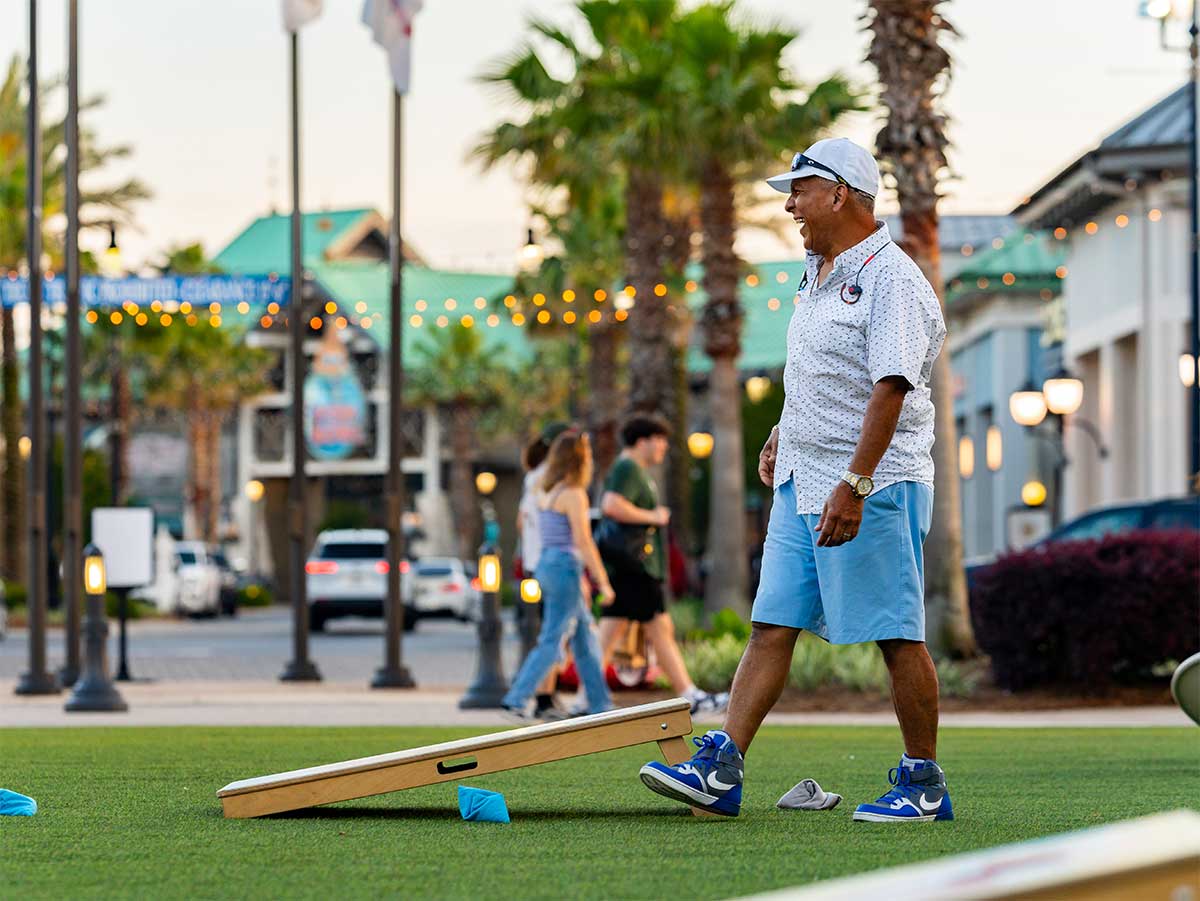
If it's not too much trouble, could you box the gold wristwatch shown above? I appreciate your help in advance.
[841,470,874,499]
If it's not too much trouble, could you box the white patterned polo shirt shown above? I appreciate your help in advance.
[774,221,946,513]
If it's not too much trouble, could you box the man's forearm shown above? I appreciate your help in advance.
[848,378,908,477]
[602,492,657,526]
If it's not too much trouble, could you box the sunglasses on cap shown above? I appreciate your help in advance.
[790,152,855,193]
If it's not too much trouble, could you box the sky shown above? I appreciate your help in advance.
[0,0,1188,272]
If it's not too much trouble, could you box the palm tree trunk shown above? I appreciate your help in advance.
[903,211,976,656]
[587,320,622,489]
[699,162,748,617]
[623,168,673,421]
[205,411,223,543]
[188,406,207,541]
[1,305,25,585]
[109,340,132,506]
[448,402,478,559]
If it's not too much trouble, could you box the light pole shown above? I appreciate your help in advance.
[459,473,507,708]
[1140,0,1200,489]
[1009,373,1109,525]
[64,545,127,712]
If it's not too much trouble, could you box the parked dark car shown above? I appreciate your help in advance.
[208,547,241,617]
[966,495,1200,591]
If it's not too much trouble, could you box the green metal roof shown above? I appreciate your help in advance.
[945,229,1066,306]
[214,208,376,274]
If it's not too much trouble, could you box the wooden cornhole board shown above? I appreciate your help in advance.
[218,697,698,819]
[737,809,1200,901]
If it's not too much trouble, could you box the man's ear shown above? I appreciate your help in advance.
[831,183,847,211]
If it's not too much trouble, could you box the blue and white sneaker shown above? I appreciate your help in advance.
[638,730,743,817]
[852,758,954,823]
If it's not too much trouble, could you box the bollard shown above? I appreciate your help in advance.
[459,518,508,708]
[65,545,127,712]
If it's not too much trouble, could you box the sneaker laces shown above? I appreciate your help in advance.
[872,766,914,805]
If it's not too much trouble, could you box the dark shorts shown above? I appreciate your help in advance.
[601,566,666,622]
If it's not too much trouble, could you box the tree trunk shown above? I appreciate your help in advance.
[188,406,207,542]
[901,210,977,657]
[447,402,478,560]
[205,411,223,543]
[1,305,25,586]
[623,168,673,421]
[662,207,695,560]
[109,343,132,506]
[699,162,749,617]
[586,321,622,491]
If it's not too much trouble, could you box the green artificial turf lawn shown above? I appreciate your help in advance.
[2,726,1196,899]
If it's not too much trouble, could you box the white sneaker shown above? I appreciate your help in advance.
[689,691,729,716]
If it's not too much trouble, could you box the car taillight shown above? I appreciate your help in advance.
[375,561,390,574]
[399,560,411,574]
[470,577,482,591]
[442,581,462,593]
[305,561,338,575]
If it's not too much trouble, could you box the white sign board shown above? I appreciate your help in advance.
[91,507,154,588]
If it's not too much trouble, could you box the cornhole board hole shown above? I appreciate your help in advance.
[736,809,1200,901]
[218,697,697,819]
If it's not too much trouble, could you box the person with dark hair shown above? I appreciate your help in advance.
[598,414,728,716]
[502,430,613,720]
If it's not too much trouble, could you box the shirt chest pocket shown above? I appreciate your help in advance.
[807,290,869,349]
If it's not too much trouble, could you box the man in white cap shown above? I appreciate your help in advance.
[638,137,953,823]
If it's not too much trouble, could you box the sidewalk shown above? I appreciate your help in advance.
[3,679,1192,728]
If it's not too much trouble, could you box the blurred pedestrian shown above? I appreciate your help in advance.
[503,429,614,720]
[597,414,728,716]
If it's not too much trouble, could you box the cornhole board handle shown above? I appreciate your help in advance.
[218,697,705,819]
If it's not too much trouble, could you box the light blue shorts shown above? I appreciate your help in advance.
[750,478,933,644]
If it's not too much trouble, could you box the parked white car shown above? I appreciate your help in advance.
[306,529,412,632]
[172,541,221,617]
[409,557,479,624]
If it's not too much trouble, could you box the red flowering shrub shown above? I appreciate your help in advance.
[970,531,1199,691]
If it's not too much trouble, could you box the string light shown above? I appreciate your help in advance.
[745,274,759,287]
[461,314,475,328]
[436,315,449,328]
[416,299,427,312]
[533,293,546,306]
[410,315,423,327]
[86,310,98,324]
[653,283,667,296]
[536,310,551,325]
[210,315,222,327]
[1056,266,1068,279]
[1054,227,1067,240]
[335,316,347,329]
[259,315,271,328]
[210,302,221,314]
[474,296,487,310]
[268,302,279,315]
[623,285,635,297]
[588,310,601,324]
[512,313,526,326]
[593,289,606,302]
[361,316,373,328]
[1115,214,1129,228]
[162,314,174,326]
[135,313,148,326]
[1148,209,1162,222]
[151,300,162,313]
[563,311,576,324]
[186,314,198,326]
[309,316,323,329]
[237,301,249,314]
[504,294,516,307]
[180,302,192,314]
[563,289,575,303]
[991,237,1004,250]
[110,311,123,325]
[767,298,781,311]
[1002,273,1016,286]
[977,277,989,289]
[1085,222,1098,235]
[684,280,697,292]
[356,301,367,314]
[486,314,500,327]
[445,298,457,311]
[324,301,336,314]
[615,309,629,322]
[961,245,973,256]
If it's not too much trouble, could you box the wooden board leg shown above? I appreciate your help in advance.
[656,737,720,819]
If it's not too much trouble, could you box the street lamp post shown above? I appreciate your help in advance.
[459,476,507,708]
[64,545,127,712]
[16,0,59,697]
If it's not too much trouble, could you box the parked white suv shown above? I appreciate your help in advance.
[306,529,412,632]
[173,541,221,617]
[409,557,479,624]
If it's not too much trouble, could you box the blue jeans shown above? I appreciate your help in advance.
[503,548,613,713]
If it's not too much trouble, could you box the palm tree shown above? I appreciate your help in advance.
[406,323,514,559]
[0,54,148,584]
[673,3,860,616]
[864,0,976,656]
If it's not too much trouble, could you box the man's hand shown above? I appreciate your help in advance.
[758,427,779,487]
[815,481,864,547]
[652,506,671,527]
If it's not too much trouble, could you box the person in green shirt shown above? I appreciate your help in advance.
[598,414,728,716]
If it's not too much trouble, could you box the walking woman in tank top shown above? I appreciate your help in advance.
[502,429,615,719]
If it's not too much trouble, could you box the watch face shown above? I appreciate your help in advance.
[859,477,874,496]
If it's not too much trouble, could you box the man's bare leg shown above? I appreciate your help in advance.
[877,638,938,760]
[643,612,692,694]
[598,617,629,667]
[722,623,801,753]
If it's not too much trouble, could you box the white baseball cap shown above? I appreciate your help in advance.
[765,137,880,198]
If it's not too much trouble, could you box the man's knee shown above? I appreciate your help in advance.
[876,638,929,667]
[748,621,801,651]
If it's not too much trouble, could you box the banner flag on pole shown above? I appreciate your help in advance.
[282,0,324,32]
[362,0,423,93]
